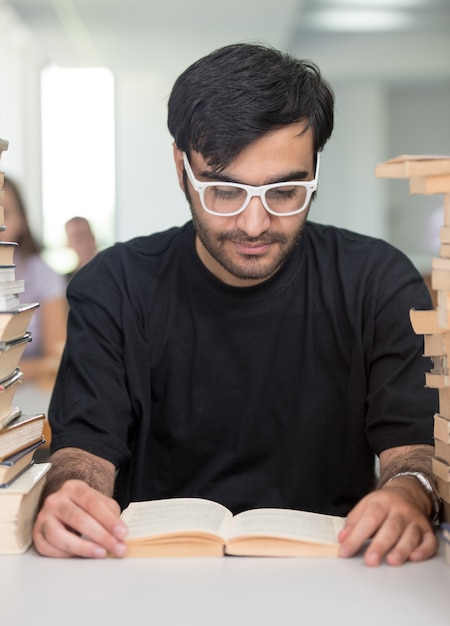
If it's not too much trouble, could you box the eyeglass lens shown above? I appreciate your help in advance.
[203,184,308,215]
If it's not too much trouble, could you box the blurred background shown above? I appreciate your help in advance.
[0,0,450,275]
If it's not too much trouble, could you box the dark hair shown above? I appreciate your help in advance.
[3,177,42,257]
[167,42,335,169]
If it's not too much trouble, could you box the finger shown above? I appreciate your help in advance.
[45,498,127,557]
[363,517,416,567]
[363,516,437,567]
[33,520,76,558]
[33,516,114,558]
[339,505,385,558]
[386,527,438,565]
[48,481,128,542]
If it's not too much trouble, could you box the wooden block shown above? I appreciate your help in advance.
[437,476,450,502]
[433,257,450,271]
[437,306,450,329]
[437,290,450,308]
[436,476,450,504]
[440,226,450,244]
[444,193,450,226]
[432,259,450,292]
[424,332,450,356]
[432,456,450,482]
[375,154,450,179]
[439,389,450,419]
[426,372,450,388]
[409,309,445,335]
[432,270,450,292]
[439,244,450,258]
[435,413,450,443]
[435,439,450,464]
[410,175,450,195]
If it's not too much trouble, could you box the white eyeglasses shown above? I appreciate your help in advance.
[183,152,320,217]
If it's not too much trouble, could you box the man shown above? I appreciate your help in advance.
[64,216,98,280]
[33,43,440,565]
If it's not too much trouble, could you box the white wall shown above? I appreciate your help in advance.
[387,83,450,273]
[311,81,389,240]
[2,5,450,274]
[289,30,450,272]
[0,5,44,238]
[114,67,187,243]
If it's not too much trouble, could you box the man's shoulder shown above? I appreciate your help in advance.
[303,222,424,299]
[115,223,190,258]
[87,223,191,270]
[305,222,405,260]
[69,223,192,296]
[306,221,383,245]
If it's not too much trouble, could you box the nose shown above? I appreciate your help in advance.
[235,194,271,238]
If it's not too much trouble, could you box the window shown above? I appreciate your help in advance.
[41,66,115,272]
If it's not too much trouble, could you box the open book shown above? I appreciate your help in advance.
[120,498,346,558]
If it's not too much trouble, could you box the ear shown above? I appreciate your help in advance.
[172,143,186,191]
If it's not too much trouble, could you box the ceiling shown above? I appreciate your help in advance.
[3,0,450,71]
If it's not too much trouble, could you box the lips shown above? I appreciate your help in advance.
[233,241,271,255]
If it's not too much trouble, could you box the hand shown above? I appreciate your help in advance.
[338,484,438,567]
[33,479,128,558]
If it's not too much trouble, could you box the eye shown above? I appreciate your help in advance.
[213,185,245,201]
[267,186,301,201]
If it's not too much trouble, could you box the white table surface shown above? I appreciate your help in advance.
[7,383,450,625]
[1,545,450,626]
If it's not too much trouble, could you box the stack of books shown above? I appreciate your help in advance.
[0,137,50,554]
[376,154,450,564]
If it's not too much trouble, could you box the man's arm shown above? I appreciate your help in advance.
[33,448,128,558]
[338,444,439,566]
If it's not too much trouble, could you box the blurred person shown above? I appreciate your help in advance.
[65,216,98,280]
[1,177,67,385]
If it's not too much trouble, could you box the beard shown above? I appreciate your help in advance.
[190,205,307,282]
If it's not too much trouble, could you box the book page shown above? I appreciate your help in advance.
[228,508,345,544]
[121,498,233,539]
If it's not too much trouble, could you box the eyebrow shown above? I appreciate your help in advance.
[199,168,311,185]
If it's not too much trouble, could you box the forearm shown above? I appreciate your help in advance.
[378,444,434,486]
[40,447,116,505]
[377,444,439,520]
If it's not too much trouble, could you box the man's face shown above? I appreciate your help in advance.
[174,121,316,287]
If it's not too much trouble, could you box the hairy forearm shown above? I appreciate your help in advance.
[377,444,438,520]
[377,444,434,487]
[39,447,116,505]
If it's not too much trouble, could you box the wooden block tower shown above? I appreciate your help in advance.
[375,154,450,526]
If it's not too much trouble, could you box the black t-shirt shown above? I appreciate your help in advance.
[49,221,437,515]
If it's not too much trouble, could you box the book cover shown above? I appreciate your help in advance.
[0,280,25,296]
[0,413,45,461]
[0,462,51,554]
[0,294,21,312]
[0,333,31,382]
[0,243,18,267]
[0,369,23,428]
[0,266,17,282]
[0,303,39,342]
[0,440,44,487]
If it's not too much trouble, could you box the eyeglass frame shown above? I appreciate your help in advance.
[182,151,320,217]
